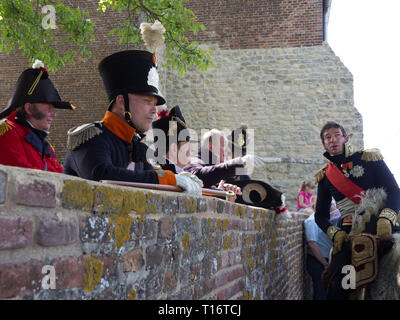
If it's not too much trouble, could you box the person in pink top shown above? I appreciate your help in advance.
[297,181,315,214]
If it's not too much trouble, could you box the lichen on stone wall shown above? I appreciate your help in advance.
[222,219,229,231]
[185,197,197,213]
[181,232,190,251]
[91,187,163,248]
[109,214,135,249]
[62,180,94,212]
[236,206,245,219]
[127,288,136,300]
[94,186,128,215]
[84,254,104,292]
[222,235,231,250]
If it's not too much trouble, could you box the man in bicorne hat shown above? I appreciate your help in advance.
[314,121,400,299]
[0,60,75,172]
[151,105,194,174]
[63,50,202,195]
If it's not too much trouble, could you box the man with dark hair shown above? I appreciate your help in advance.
[319,121,347,143]
[63,50,202,195]
[0,60,75,172]
[314,121,400,299]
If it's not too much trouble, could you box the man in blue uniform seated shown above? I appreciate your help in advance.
[314,121,400,299]
[63,50,202,195]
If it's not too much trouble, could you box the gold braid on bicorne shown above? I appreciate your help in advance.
[171,116,187,128]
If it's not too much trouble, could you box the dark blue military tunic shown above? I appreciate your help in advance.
[315,148,400,235]
[63,122,160,183]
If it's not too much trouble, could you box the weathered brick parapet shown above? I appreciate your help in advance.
[0,164,311,300]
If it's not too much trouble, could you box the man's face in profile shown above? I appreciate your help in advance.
[25,102,56,131]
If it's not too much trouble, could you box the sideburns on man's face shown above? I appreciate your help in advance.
[29,104,47,120]
[25,103,56,131]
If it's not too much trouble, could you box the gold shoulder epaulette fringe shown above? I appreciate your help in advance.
[0,119,12,137]
[314,163,328,184]
[67,123,102,150]
[361,148,383,162]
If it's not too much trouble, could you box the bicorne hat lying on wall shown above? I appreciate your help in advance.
[0,59,74,119]
[232,179,286,211]
[152,105,196,154]
[98,50,165,106]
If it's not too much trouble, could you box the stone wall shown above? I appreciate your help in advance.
[161,42,363,209]
[0,164,311,300]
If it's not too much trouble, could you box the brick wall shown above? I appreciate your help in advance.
[186,0,324,49]
[0,164,311,300]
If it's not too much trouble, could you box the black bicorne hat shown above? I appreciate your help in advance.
[98,50,165,106]
[232,179,283,209]
[152,105,195,154]
[0,64,74,119]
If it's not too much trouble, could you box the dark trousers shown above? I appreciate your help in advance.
[326,242,352,300]
[306,254,328,300]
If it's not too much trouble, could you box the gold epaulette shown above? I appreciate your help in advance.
[67,122,103,150]
[360,148,383,162]
[314,163,328,184]
[0,119,12,137]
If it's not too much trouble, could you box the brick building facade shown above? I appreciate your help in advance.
[186,0,324,48]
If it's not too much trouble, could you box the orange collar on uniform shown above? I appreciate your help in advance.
[102,111,135,143]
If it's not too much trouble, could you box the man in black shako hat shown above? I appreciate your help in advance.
[63,50,202,195]
[0,59,74,172]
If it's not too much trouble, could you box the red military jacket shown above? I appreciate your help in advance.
[0,111,62,172]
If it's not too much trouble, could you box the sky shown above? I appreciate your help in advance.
[328,0,400,182]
